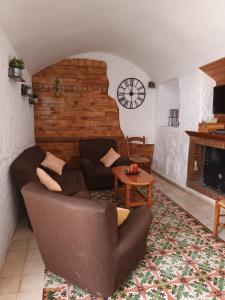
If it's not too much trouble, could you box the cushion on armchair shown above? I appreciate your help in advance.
[36,167,62,192]
[41,152,66,175]
[79,138,118,165]
[39,165,88,196]
[79,138,130,190]
[100,148,120,167]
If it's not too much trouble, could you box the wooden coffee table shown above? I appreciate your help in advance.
[112,166,155,208]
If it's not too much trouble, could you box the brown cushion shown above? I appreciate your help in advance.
[41,152,65,175]
[39,166,88,196]
[36,167,62,192]
[100,148,120,167]
[53,170,88,196]
[11,145,46,190]
[117,207,130,226]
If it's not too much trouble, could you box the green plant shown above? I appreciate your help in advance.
[9,57,25,69]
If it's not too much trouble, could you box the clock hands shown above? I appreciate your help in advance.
[123,92,144,95]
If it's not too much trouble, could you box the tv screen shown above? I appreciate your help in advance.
[213,85,225,114]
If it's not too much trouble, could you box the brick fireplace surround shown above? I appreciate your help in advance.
[186,131,225,202]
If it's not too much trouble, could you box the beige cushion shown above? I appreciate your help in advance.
[41,152,65,175]
[36,167,62,192]
[117,207,130,226]
[100,148,120,167]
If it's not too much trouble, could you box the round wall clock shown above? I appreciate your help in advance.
[117,77,146,109]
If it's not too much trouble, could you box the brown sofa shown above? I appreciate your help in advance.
[21,181,152,298]
[79,138,130,190]
[11,145,89,222]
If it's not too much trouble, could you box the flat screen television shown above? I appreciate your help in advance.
[213,85,225,114]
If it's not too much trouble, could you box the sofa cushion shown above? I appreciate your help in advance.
[40,166,88,196]
[117,207,130,226]
[36,167,62,192]
[41,152,66,175]
[100,148,120,167]
[95,165,113,179]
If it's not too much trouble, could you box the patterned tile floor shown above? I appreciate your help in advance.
[0,174,225,299]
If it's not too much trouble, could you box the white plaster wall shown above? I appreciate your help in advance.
[200,71,215,122]
[70,52,156,144]
[152,70,216,186]
[0,28,34,270]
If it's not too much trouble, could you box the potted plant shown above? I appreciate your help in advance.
[8,57,25,78]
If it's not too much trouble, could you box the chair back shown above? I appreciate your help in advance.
[11,145,45,190]
[126,136,146,158]
[79,138,117,165]
[21,181,117,297]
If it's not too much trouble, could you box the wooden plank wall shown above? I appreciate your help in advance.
[32,58,154,168]
[200,57,225,86]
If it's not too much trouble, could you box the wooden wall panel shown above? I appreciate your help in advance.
[200,57,225,86]
[33,58,153,168]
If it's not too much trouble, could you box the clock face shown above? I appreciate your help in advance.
[117,77,146,109]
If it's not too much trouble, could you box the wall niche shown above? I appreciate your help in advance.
[156,78,180,127]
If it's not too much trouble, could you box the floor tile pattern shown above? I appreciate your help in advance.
[43,188,225,300]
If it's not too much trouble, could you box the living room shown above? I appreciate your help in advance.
[1,1,225,299]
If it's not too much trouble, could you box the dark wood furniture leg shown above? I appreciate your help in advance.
[213,200,220,237]
[147,184,153,208]
[125,184,131,208]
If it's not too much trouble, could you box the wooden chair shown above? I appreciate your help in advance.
[213,199,225,237]
[126,136,151,172]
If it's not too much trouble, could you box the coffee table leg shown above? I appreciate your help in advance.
[125,184,131,208]
[147,184,153,208]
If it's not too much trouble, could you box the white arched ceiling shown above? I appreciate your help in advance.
[1,0,225,82]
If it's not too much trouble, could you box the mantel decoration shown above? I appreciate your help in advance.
[8,57,25,82]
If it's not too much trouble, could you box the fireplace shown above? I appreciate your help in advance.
[204,147,225,193]
[186,131,225,202]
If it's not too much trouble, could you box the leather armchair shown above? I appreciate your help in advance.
[21,181,152,299]
[79,138,130,189]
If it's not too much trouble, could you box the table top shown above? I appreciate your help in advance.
[112,166,155,186]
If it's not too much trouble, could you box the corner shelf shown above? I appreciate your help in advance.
[8,75,25,82]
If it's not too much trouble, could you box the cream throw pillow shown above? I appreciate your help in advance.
[117,207,130,226]
[100,148,120,167]
[36,167,62,192]
[41,152,65,175]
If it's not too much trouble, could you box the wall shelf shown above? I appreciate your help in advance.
[8,75,25,82]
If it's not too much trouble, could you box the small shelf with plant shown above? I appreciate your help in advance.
[8,57,25,82]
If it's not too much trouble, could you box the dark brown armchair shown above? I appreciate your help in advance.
[21,181,152,299]
[10,145,89,226]
[79,138,130,190]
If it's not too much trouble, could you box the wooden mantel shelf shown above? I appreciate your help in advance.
[186,131,225,141]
